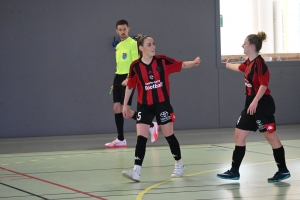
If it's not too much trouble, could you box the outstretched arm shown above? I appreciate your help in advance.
[226,59,241,72]
[182,56,201,69]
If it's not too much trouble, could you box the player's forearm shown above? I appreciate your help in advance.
[226,63,241,72]
[123,87,133,105]
[182,61,197,68]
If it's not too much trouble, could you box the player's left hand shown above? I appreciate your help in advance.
[247,100,258,115]
[121,78,128,86]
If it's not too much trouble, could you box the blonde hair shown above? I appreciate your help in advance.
[136,34,150,58]
[247,31,267,53]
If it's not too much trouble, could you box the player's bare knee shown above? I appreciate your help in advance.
[113,103,122,113]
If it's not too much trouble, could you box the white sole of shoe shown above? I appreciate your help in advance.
[171,168,186,178]
[122,172,140,182]
[105,145,127,148]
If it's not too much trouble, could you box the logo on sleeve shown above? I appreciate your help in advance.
[122,53,127,59]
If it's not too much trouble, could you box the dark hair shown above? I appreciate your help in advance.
[137,34,150,58]
[247,31,267,53]
[116,19,129,28]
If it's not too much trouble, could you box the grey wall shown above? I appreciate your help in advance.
[0,0,299,138]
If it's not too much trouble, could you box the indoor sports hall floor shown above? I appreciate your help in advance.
[0,124,299,200]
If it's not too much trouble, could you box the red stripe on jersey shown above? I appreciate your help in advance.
[162,59,171,97]
[153,59,166,103]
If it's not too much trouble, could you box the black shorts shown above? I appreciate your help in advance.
[113,74,134,105]
[236,95,276,133]
[136,101,176,125]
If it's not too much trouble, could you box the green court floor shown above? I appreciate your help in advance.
[1,137,299,200]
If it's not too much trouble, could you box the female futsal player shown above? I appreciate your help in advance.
[217,31,290,182]
[121,34,201,182]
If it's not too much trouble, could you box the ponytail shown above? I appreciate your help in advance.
[136,34,150,58]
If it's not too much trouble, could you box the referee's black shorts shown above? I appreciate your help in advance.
[236,95,276,133]
[136,101,176,125]
[113,74,134,105]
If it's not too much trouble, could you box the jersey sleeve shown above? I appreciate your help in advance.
[256,58,269,87]
[127,63,138,89]
[161,55,182,74]
[130,40,139,62]
[238,63,247,72]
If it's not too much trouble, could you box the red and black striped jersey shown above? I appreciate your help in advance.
[238,55,271,96]
[127,55,182,105]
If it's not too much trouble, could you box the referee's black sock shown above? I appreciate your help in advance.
[134,135,148,166]
[273,146,289,172]
[230,146,246,173]
[131,111,137,120]
[165,134,181,161]
[115,113,124,141]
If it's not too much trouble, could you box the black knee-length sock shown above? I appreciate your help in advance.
[273,146,288,172]
[134,135,148,166]
[115,113,124,141]
[165,134,181,161]
[230,146,246,173]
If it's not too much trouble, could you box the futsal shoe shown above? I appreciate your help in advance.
[171,163,186,178]
[268,171,291,183]
[149,122,159,143]
[217,170,240,180]
[104,138,127,148]
[122,169,140,182]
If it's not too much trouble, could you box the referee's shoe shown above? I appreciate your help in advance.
[217,170,240,180]
[268,171,291,182]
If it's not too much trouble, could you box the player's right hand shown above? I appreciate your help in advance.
[226,59,231,67]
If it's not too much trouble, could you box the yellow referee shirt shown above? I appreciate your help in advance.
[115,37,139,75]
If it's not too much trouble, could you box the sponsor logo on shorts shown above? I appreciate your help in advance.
[145,80,163,91]
[256,120,265,131]
[160,111,171,122]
